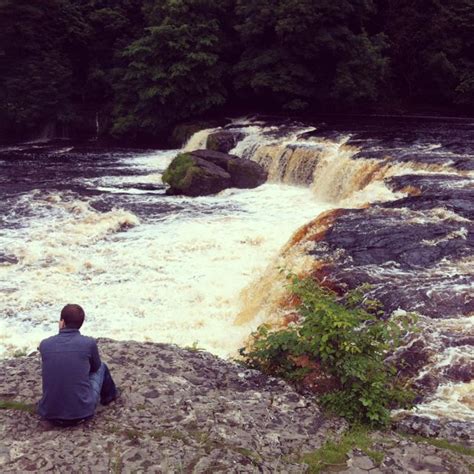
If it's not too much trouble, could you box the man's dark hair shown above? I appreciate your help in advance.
[60,304,85,329]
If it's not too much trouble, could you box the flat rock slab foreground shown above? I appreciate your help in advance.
[0,340,472,473]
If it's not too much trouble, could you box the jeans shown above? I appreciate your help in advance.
[89,362,117,406]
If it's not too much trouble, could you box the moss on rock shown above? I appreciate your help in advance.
[162,152,233,196]
[162,149,266,196]
[162,153,197,189]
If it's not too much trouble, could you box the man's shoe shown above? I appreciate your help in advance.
[101,388,121,406]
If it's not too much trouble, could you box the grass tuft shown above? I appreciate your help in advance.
[0,399,35,413]
[302,426,383,473]
[404,434,474,457]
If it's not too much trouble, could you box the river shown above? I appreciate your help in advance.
[1,116,473,428]
[0,135,331,358]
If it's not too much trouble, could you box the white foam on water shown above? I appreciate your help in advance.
[183,128,218,151]
[2,119,472,425]
[119,149,177,170]
[403,381,474,421]
[0,163,329,358]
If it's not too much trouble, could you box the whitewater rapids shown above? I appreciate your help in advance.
[0,146,330,357]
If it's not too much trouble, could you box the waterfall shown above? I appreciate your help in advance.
[235,208,342,326]
[181,118,474,427]
[225,124,398,205]
[182,128,218,152]
[180,121,406,204]
[182,118,462,208]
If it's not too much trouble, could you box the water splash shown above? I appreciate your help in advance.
[183,128,218,152]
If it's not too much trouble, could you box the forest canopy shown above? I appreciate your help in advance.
[0,0,473,141]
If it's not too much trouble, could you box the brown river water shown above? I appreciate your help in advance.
[1,116,472,432]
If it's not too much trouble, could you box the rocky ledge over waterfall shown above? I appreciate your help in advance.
[282,163,473,431]
[2,340,473,473]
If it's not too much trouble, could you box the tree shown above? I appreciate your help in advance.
[79,0,144,111]
[382,0,474,108]
[234,0,388,111]
[0,0,87,136]
[111,0,232,139]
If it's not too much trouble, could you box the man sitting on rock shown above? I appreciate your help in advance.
[38,304,118,426]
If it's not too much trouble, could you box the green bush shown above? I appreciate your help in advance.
[239,274,417,426]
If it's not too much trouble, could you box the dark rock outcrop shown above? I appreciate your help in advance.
[206,130,244,153]
[163,153,232,197]
[163,150,267,196]
[297,172,473,319]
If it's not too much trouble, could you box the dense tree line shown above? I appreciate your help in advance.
[1,0,473,141]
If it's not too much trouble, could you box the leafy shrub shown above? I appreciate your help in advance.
[239,274,417,426]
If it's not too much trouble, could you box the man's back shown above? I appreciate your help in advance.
[38,328,101,420]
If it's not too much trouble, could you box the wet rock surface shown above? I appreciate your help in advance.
[260,117,474,436]
[165,154,233,197]
[308,204,473,319]
[206,130,245,153]
[384,174,474,220]
[299,171,473,427]
[2,340,473,473]
[291,118,474,325]
[394,415,474,443]
[190,150,268,190]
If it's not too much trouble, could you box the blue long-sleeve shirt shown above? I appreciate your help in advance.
[38,328,101,420]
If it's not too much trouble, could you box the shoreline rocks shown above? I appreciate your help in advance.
[0,339,344,472]
[1,340,473,472]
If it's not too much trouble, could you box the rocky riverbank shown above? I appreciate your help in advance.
[206,117,473,430]
[1,339,473,473]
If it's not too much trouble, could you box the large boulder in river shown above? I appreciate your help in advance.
[163,150,267,196]
[206,130,244,153]
[162,153,232,197]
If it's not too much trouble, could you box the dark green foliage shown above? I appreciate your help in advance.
[111,0,231,138]
[382,0,474,107]
[239,274,417,426]
[0,0,87,135]
[233,0,389,110]
[1,0,472,141]
[0,0,144,139]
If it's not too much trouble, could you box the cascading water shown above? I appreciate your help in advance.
[182,127,219,152]
[1,117,472,429]
[0,140,330,359]
[219,117,473,428]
